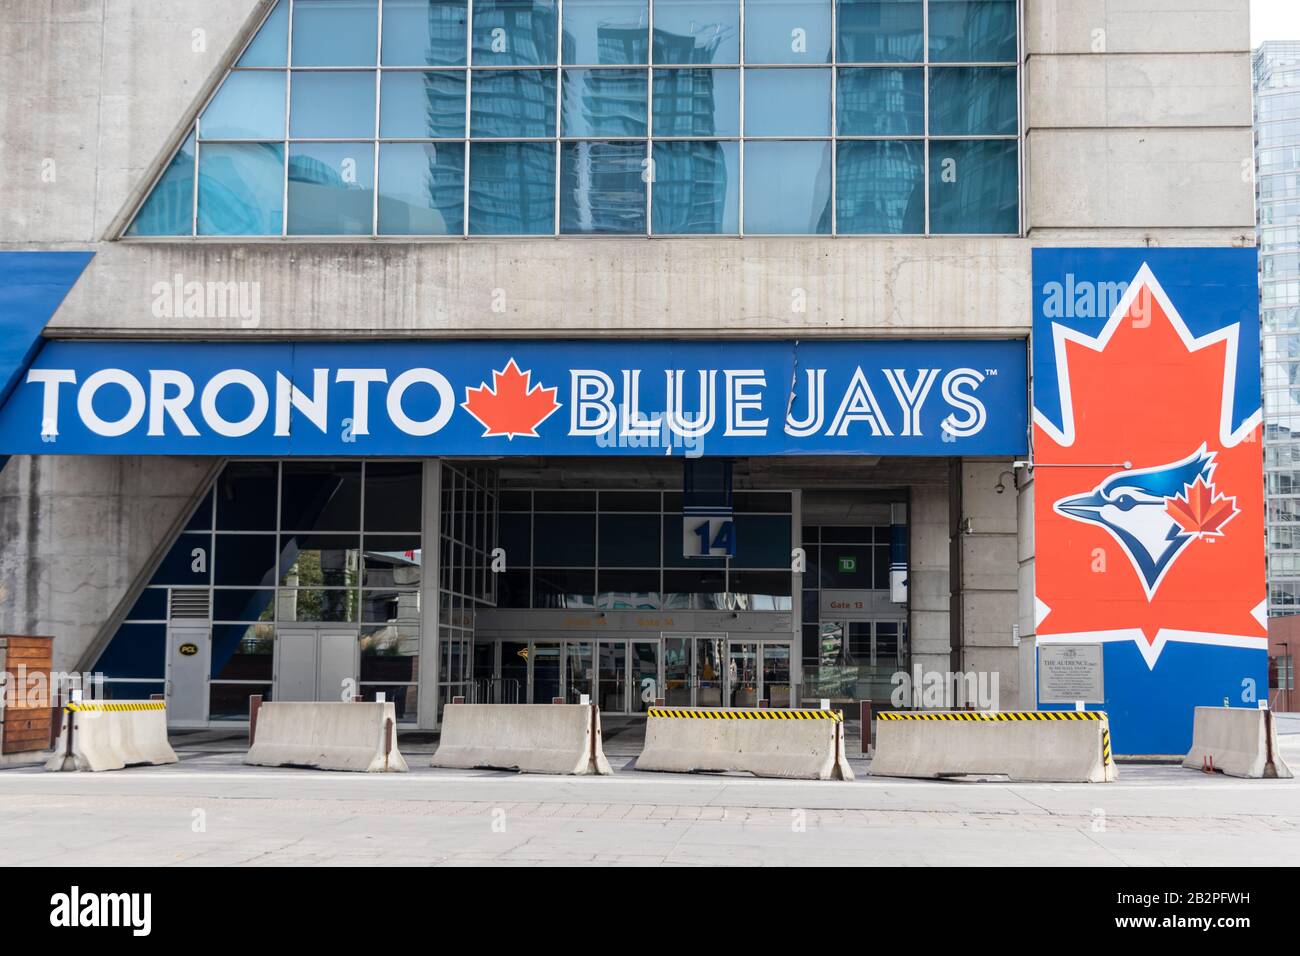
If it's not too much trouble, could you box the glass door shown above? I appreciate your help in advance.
[728,642,758,707]
[597,641,627,713]
[564,640,594,703]
[630,640,659,712]
[531,641,561,703]
[695,635,724,706]
[663,636,692,707]
[761,643,792,707]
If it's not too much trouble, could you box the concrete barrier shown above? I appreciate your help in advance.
[869,711,1118,783]
[45,701,178,772]
[244,701,407,772]
[1181,707,1293,779]
[634,708,854,781]
[431,704,612,775]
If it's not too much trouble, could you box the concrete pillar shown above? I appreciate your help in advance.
[955,459,1021,710]
[0,455,216,674]
[908,479,951,691]
[1017,470,1038,709]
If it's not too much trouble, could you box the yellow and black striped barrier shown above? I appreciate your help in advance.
[877,711,1107,722]
[64,701,167,714]
[1101,727,1112,766]
[647,708,843,722]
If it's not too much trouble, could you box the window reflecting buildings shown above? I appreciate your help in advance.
[1256,42,1300,616]
[127,0,1019,238]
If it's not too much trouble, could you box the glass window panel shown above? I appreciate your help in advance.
[727,570,793,609]
[836,0,921,62]
[470,69,557,136]
[652,67,738,135]
[215,534,279,587]
[651,140,738,234]
[468,142,556,232]
[821,543,873,587]
[562,68,648,137]
[280,461,362,531]
[533,569,596,607]
[562,0,648,64]
[240,0,290,66]
[743,68,830,136]
[278,588,359,622]
[212,589,276,623]
[597,514,660,565]
[471,0,559,65]
[200,71,286,140]
[378,142,466,234]
[928,0,1017,63]
[928,139,1018,234]
[599,490,660,511]
[743,0,831,64]
[598,570,661,608]
[279,534,362,586]
[380,71,467,137]
[499,569,531,605]
[290,71,377,138]
[661,569,726,608]
[197,143,285,236]
[361,587,421,622]
[125,587,168,621]
[836,139,923,233]
[732,514,791,567]
[652,0,739,64]
[94,624,165,680]
[534,490,596,509]
[215,462,278,530]
[499,489,533,510]
[382,0,468,65]
[185,489,214,532]
[499,512,532,566]
[288,142,376,235]
[363,536,423,586]
[152,533,212,586]
[533,513,596,564]
[127,134,195,237]
[928,67,1016,136]
[837,66,922,135]
[292,0,379,66]
[732,491,790,512]
[560,140,647,234]
[742,140,831,233]
[365,461,424,529]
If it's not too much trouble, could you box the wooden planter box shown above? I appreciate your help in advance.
[0,636,53,755]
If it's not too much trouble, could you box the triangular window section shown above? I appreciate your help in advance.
[126,0,478,239]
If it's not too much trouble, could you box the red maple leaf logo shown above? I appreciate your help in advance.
[1165,476,1239,538]
[1034,269,1267,657]
[460,358,560,440]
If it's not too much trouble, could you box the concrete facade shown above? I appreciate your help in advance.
[0,1,1256,715]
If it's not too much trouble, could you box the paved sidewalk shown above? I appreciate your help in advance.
[0,727,1295,866]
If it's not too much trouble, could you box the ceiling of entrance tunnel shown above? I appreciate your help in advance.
[485,455,948,490]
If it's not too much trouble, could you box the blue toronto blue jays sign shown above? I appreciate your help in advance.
[0,339,1028,457]
[1032,248,1267,756]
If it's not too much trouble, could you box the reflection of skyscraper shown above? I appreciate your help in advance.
[472,0,558,65]
[1255,42,1300,612]
[420,0,468,65]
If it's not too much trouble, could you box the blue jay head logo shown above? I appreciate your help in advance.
[1054,445,1239,599]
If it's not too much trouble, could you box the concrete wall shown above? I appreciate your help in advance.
[957,460,1022,709]
[0,455,217,673]
[1025,0,1255,243]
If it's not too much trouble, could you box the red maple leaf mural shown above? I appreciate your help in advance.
[1035,271,1267,659]
[1165,476,1239,538]
[460,358,561,440]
